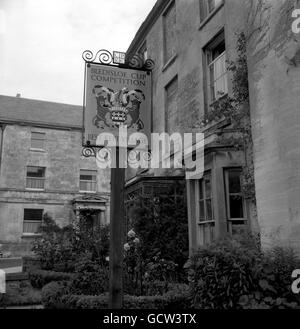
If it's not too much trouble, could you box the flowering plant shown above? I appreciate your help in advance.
[123,229,143,295]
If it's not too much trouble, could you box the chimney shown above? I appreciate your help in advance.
[16,93,21,98]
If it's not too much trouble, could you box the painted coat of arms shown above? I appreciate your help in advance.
[92,85,145,130]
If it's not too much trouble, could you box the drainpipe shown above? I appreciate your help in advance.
[0,124,5,179]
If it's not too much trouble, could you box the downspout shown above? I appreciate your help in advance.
[0,123,5,179]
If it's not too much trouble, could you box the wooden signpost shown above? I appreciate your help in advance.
[108,147,125,308]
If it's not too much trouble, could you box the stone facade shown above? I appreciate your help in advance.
[246,0,300,251]
[126,0,300,253]
[126,0,257,253]
[0,95,110,256]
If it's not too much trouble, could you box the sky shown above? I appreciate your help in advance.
[0,0,157,105]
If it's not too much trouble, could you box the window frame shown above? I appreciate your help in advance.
[204,30,228,106]
[199,0,224,24]
[207,0,223,14]
[196,173,214,223]
[162,0,177,65]
[224,168,247,235]
[195,172,215,245]
[23,208,43,235]
[79,169,97,193]
[30,131,46,151]
[164,75,178,133]
[26,166,46,190]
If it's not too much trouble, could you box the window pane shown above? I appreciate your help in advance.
[213,53,227,99]
[26,178,45,189]
[27,166,45,178]
[207,0,222,13]
[214,53,226,79]
[31,132,45,140]
[80,175,95,181]
[199,181,204,199]
[206,199,213,220]
[205,176,211,197]
[207,0,215,12]
[80,181,96,192]
[163,2,176,63]
[24,209,43,221]
[212,42,225,61]
[23,221,42,234]
[80,170,97,177]
[228,171,241,193]
[80,170,97,191]
[199,200,205,221]
[31,139,44,149]
[165,77,178,133]
[229,195,244,218]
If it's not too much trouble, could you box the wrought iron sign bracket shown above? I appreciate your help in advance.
[82,141,104,158]
[82,49,155,71]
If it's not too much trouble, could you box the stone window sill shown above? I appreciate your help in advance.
[30,148,46,153]
[162,53,177,72]
[22,233,42,238]
[25,188,45,191]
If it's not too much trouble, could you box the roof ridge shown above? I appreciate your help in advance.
[0,94,82,108]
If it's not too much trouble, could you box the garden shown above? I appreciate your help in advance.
[7,191,300,309]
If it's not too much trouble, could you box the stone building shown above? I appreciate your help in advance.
[0,95,110,256]
[126,0,300,253]
[125,0,255,254]
[246,0,300,251]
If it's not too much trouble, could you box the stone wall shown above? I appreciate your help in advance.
[0,123,110,254]
[246,0,300,251]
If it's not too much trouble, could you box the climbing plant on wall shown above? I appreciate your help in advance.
[199,32,256,202]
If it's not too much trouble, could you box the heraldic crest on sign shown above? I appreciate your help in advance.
[92,85,145,130]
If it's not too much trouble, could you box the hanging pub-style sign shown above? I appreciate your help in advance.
[82,50,153,148]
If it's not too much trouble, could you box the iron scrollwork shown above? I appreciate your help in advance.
[82,49,155,71]
[125,53,155,70]
[82,146,96,158]
[81,141,100,158]
[82,49,113,65]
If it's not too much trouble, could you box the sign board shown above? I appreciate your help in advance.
[83,63,151,146]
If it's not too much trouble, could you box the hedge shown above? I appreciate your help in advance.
[42,281,191,309]
[58,292,190,309]
[41,281,71,309]
[30,269,74,289]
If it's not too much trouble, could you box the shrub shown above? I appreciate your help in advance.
[187,234,300,309]
[29,269,74,289]
[124,187,189,295]
[69,255,109,295]
[187,234,262,309]
[48,291,189,309]
[23,256,42,272]
[131,185,189,276]
[238,246,300,309]
[32,214,76,271]
[61,294,109,309]
[42,281,190,309]
[0,293,4,307]
[32,213,110,272]
[41,281,70,309]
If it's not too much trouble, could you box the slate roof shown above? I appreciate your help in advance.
[0,95,83,129]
